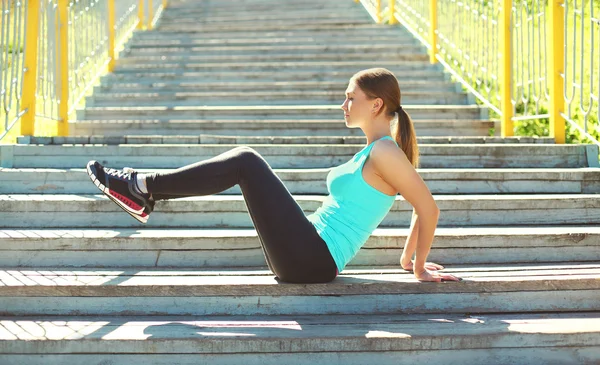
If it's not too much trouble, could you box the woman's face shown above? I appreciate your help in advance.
[340,82,379,128]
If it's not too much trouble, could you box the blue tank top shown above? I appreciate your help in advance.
[306,135,398,273]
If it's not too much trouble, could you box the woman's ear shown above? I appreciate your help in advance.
[372,98,384,114]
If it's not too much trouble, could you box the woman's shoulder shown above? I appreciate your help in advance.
[371,138,402,157]
[369,138,413,177]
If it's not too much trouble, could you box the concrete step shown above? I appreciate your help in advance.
[157,19,374,28]
[129,27,416,40]
[165,2,358,9]
[158,11,370,22]
[5,166,597,195]
[17,135,553,145]
[158,1,359,11]
[154,23,408,33]
[0,264,598,315]
[2,144,595,169]
[77,105,486,121]
[160,8,369,16]
[161,0,359,9]
[87,90,470,107]
[162,7,361,14]
[122,44,422,56]
[121,44,427,57]
[1,194,599,228]
[125,35,420,48]
[0,312,598,365]
[95,80,459,93]
[159,4,363,12]
[116,51,428,63]
[69,119,496,137]
[112,60,441,73]
[165,0,352,6]
[158,7,369,17]
[102,70,448,83]
[165,0,350,6]
[0,227,598,267]
[156,17,373,28]
[162,8,361,13]
[164,0,360,8]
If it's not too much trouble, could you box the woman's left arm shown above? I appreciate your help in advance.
[400,208,419,268]
[400,210,445,272]
[370,140,449,275]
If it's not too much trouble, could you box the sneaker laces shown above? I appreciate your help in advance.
[104,167,132,180]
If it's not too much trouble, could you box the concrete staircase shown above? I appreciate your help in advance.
[1,0,600,363]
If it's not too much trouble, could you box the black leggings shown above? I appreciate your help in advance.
[146,146,339,284]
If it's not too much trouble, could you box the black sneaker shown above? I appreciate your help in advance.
[86,160,154,224]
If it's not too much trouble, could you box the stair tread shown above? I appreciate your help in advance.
[8,144,586,154]
[0,312,598,349]
[3,168,597,196]
[1,225,598,236]
[97,80,447,86]
[111,60,440,68]
[82,104,481,111]
[0,226,598,244]
[91,90,462,97]
[70,118,494,124]
[121,44,421,50]
[0,264,599,295]
[2,167,597,174]
[2,193,599,201]
[15,136,554,145]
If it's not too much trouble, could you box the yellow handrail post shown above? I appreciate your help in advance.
[108,0,116,72]
[138,0,145,30]
[20,0,41,136]
[148,0,154,30]
[57,0,69,136]
[389,0,397,25]
[429,0,438,64]
[499,0,513,137]
[548,0,565,143]
[376,0,382,24]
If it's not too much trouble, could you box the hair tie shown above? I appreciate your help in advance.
[397,106,403,113]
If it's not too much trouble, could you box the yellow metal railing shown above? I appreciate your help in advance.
[358,0,600,146]
[1,0,167,143]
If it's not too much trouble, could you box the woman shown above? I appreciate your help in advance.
[86,67,461,284]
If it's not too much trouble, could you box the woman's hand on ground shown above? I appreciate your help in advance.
[414,268,462,282]
[401,260,444,272]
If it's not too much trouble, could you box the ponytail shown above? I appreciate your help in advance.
[392,106,419,168]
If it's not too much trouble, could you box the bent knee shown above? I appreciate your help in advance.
[233,145,259,158]
[234,146,266,166]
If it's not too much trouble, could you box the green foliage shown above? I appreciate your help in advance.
[471,87,599,148]
[449,0,599,150]
[6,44,22,53]
[513,101,549,137]
[564,109,600,145]
[512,96,600,145]
[480,0,549,8]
